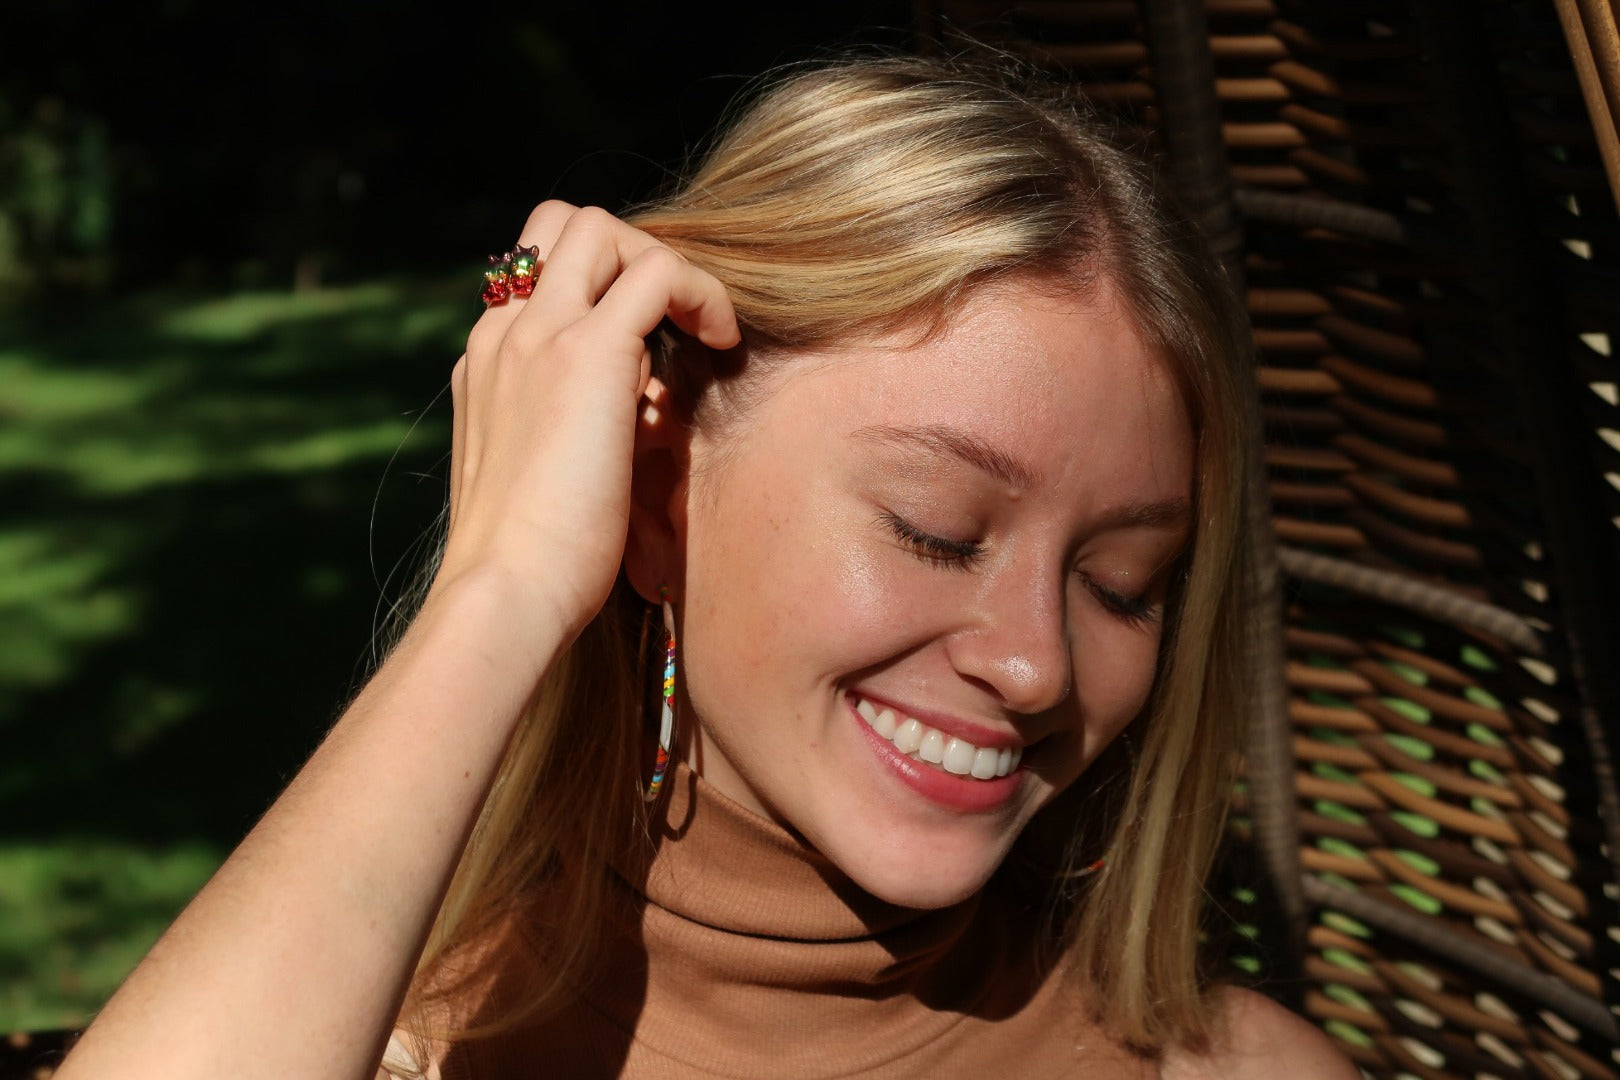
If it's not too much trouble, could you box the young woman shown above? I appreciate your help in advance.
[58,55,1355,1079]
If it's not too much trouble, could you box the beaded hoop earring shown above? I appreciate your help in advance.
[642,587,676,802]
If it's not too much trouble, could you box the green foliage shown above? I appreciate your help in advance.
[0,95,115,298]
[0,273,470,1027]
[0,841,220,1031]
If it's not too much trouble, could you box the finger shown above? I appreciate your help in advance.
[520,207,742,349]
[448,354,469,532]
[588,245,742,352]
[516,199,580,261]
[522,206,670,323]
[465,200,582,357]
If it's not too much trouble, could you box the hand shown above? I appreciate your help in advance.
[432,202,741,637]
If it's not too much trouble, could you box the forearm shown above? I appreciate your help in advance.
[58,570,564,1080]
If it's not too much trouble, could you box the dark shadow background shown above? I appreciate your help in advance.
[0,0,912,1029]
[5,2,917,291]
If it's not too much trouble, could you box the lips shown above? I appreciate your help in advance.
[852,694,1023,780]
[844,690,1029,814]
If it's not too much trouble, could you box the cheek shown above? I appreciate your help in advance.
[681,478,792,687]
[1068,616,1164,763]
[681,460,948,706]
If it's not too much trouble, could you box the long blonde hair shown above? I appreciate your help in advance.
[398,52,1255,1057]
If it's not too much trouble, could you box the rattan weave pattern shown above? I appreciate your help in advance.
[920,1,1620,1075]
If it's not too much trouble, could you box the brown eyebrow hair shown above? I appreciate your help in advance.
[851,422,1192,532]
[851,423,1041,489]
[1101,496,1192,532]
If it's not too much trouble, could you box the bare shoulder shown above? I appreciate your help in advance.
[1160,986,1362,1080]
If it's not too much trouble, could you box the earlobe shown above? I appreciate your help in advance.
[624,377,689,606]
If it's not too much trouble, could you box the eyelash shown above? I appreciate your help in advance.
[880,511,983,570]
[1094,585,1159,630]
[878,512,1162,628]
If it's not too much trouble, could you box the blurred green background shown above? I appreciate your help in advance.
[0,1,910,1030]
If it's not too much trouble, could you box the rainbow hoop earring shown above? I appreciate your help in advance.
[643,588,676,802]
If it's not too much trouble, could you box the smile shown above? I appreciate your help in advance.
[852,694,1023,780]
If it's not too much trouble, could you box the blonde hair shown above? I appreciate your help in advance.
[398,52,1255,1058]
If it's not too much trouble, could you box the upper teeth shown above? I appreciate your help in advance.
[855,696,1022,779]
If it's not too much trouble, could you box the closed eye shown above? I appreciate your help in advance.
[1083,576,1161,630]
[881,509,1171,628]
[878,511,984,569]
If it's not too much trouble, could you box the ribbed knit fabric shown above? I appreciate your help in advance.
[434,764,1152,1079]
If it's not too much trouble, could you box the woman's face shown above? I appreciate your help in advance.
[674,278,1194,910]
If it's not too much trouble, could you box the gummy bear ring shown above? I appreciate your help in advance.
[480,244,541,306]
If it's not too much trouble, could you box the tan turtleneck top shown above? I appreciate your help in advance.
[399,765,1155,1079]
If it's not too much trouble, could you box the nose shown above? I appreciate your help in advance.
[945,569,1073,715]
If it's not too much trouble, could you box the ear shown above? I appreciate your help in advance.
[624,376,689,605]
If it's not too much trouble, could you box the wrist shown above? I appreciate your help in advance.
[417,564,573,688]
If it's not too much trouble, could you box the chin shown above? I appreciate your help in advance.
[832,837,1008,910]
[862,876,988,911]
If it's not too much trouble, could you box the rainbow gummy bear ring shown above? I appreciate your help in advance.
[481,244,541,306]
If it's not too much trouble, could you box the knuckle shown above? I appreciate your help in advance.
[568,205,618,236]
[550,321,592,357]
[524,199,575,236]
[465,319,496,357]
[633,244,683,276]
[495,329,538,368]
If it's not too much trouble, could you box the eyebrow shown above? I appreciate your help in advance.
[851,422,1192,532]
[851,423,1041,489]
[1097,496,1192,533]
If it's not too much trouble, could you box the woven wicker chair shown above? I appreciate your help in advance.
[920,0,1620,1075]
